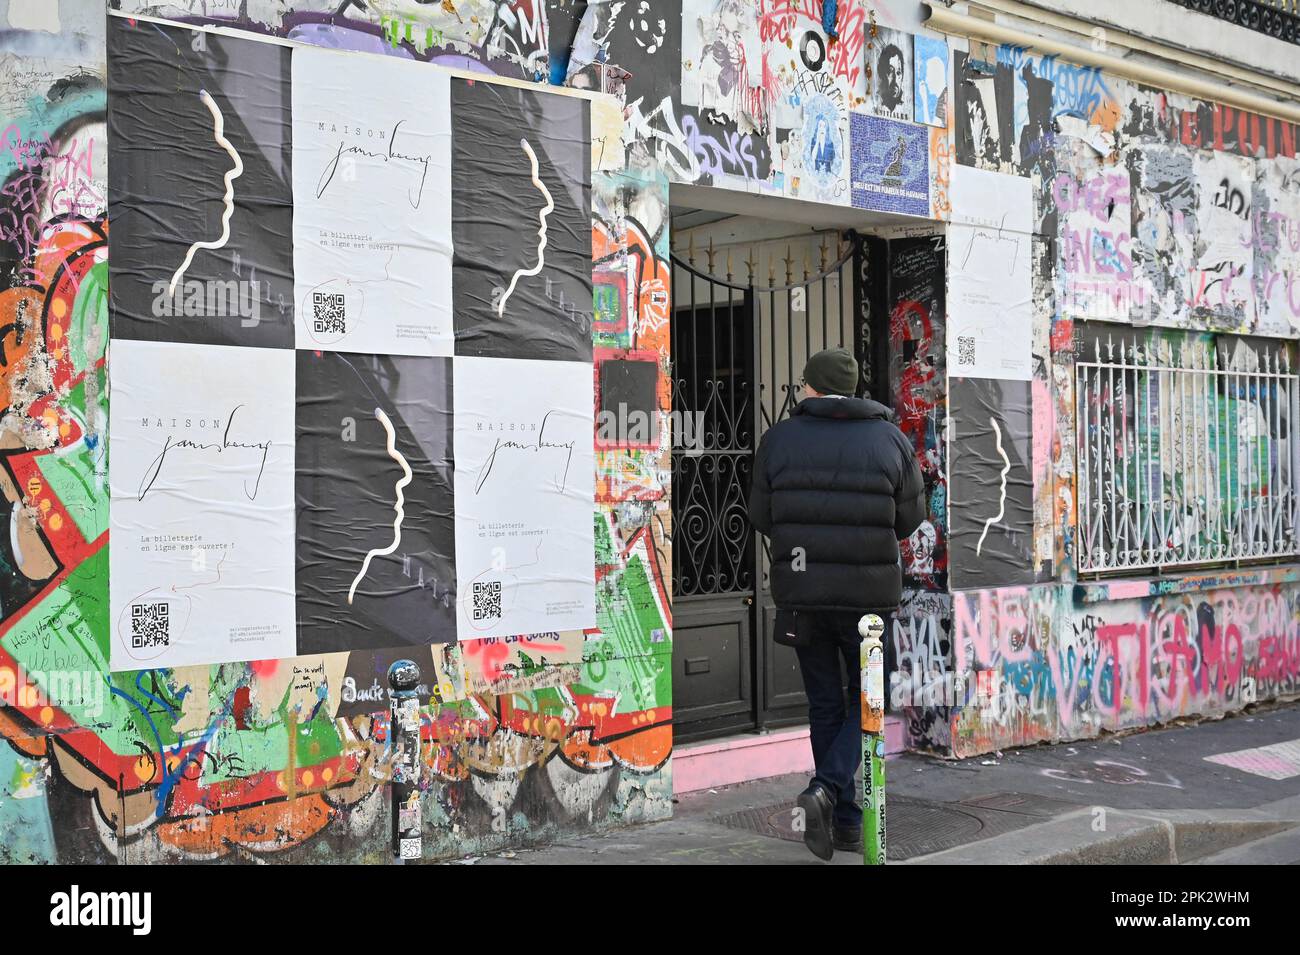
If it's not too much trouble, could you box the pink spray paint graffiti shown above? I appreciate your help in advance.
[935,583,1300,758]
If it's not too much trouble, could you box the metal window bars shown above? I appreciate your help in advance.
[1166,0,1300,46]
[1075,332,1299,575]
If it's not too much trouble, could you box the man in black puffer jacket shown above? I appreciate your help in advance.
[748,346,925,861]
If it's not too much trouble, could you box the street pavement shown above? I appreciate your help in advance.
[465,700,1300,865]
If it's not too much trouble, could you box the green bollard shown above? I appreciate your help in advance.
[859,614,886,865]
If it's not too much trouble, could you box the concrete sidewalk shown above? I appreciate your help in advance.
[466,701,1300,865]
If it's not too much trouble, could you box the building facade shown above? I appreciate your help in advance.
[0,0,1297,863]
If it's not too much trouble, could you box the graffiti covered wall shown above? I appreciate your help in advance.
[943,40,1300,586]
[943,577,1300,759]
[113,2,945,216]
[3,6,1295,849]
[875,3,1300,753]
[890,575,1300,757]
[0,2,672,863]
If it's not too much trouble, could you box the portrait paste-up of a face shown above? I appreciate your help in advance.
[868,27,913,122]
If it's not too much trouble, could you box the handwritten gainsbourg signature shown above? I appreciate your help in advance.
[137,405,271,502]
[315,119,432,209]
[474,411,576,496]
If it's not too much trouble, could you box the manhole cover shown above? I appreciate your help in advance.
[959,791,1082,817]
[712,793,1070,860]
[888,798,986,858]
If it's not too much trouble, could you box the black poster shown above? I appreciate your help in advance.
[296,351,456,653]
[107,17,294,348]
[599,357,659,447]
[451,78,592,362]
[947,376,1035,590]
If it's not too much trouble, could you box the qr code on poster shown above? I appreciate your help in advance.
[957,335,976,366]
[472,581,502,621]
[312,291,346,335]
[130,602,170,649]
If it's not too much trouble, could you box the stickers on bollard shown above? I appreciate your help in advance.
[399,697,421,730]
[400,838,422,860]
[392,698,422,786]
[860,614,886,733]
[867,644,884,709]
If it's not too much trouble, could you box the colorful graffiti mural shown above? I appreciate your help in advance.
[1,8,1296,870]
[937,579,1300,758]
[902,17,1300,754]
[0,5,673,864]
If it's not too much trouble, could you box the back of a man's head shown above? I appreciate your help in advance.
[803,347,859,398]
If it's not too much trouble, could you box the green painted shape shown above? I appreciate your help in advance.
[593,281,622,328]
[68,259,109,374]
[594,512,615,566]
[35,377,108,543]
[126,663,346,784]
[201,705,344,785]
[104,667,185,755]
[574,647,672,715]
[595,552,670,654]
[0,547,120,732]
[586,545,672,711]
[505,684,582,722]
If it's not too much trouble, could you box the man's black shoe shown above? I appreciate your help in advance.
[795,785,835,861]
[833,824,863,853]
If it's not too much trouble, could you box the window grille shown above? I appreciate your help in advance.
[1075,332,1298,574]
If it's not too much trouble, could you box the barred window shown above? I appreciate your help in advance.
[1074,326,1298,575]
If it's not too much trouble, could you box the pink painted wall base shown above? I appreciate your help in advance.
[673,718,907,795]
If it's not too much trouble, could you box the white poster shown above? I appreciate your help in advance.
[680,0,764,124]
[109,340,296,670]
[948,223,1033,379]
[948,164,1033,380]
[1057,163,1133,322]
[950,163,1033,232]
[291,48,453,356]
[866,26,914,122]
[453,356,595,640]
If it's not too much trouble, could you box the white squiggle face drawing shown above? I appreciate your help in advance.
[348,406,413,605]
[976,416,1011,556]
[495,137,555,318]
[168,89,243,296]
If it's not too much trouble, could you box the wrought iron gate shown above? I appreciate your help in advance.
[670,231,876,742]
